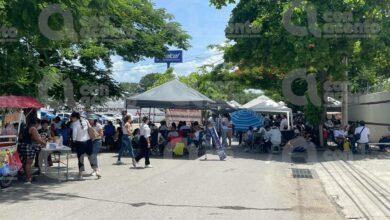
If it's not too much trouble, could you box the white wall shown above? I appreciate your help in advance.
[348,91,390,142]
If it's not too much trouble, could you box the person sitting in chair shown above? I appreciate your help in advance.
[265,123,282,152]
[244,126,254,151]
[379,126,390,152]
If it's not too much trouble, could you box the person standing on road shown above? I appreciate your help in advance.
[35,119,53,173]
[280,115,288,131]
[18,118,46,183]
[264,123,282,152]
[135,117,152,168]
[70,112,99,180]
[104,121,116,151]
[221,121,228,148]
[89,118,103,178]
[354,121,370,154]
[116,115,136,167]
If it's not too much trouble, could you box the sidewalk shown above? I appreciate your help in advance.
[314,151,390,219]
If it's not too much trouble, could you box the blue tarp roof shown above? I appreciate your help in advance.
[231,109,264,132]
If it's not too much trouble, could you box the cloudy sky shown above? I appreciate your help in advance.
[111,0,234,82]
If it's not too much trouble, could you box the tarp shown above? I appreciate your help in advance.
[231,109,264,132]
[126,79,214,109]
[165,109,202,125]
[0,96,44,109]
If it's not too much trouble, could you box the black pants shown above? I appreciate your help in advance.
[379,137,390,151]
[75,140,97,171]
[135,136,150,165]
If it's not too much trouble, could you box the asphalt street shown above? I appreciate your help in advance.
[0,145,348,220]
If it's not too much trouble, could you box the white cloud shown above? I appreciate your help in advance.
[111,45,225,82]
[166,47,224,76]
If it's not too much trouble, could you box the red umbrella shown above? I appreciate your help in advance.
[0,96,44,109]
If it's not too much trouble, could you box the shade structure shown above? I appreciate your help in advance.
[242,95,291,112]
[0,96,44,109]
[126,79,214,109]
[227,100,242,108]
[242,95,293,129]
[209,99,237,113]
[231,109,264,132]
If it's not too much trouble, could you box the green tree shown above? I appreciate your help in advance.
[179,64,260,104]
[119,82,142,96]
[152,68,176,87]
[211,0,389,122]
[0,0,190,108]
[139,68,176,91]
[139,73,164,91]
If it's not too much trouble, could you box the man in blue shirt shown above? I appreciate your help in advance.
[104,121,116,151]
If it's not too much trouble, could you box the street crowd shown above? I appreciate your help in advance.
[4,110,389,184]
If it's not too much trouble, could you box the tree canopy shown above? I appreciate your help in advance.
[0,0,190,108]
[211,0,389,125]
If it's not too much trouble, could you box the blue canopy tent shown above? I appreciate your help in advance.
[231,109,264,132]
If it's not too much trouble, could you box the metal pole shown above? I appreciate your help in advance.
[138,108,141,126]
[153,108,156,123]
[342,57,349,126]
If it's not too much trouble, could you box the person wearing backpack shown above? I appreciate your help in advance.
[354,121,370,154]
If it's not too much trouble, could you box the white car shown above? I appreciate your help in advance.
[101,113,121,123]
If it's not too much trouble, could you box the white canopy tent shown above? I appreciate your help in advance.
[227,100,242,108]
[242,95,293,129]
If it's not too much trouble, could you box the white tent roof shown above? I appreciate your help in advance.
[227,100,242,108]
[242,95,291,113]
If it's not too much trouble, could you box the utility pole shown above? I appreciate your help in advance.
[342,57,349,126]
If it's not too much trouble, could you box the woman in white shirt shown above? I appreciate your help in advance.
[70,112,98,180]
[134,117,152,168]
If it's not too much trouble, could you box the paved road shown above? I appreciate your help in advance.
[0,147,343,220]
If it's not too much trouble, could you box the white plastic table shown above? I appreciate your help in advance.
[38,146,72,181]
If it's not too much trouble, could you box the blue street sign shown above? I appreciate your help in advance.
[154,50,183,63]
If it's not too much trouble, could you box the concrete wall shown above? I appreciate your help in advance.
[348,91,390,142]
